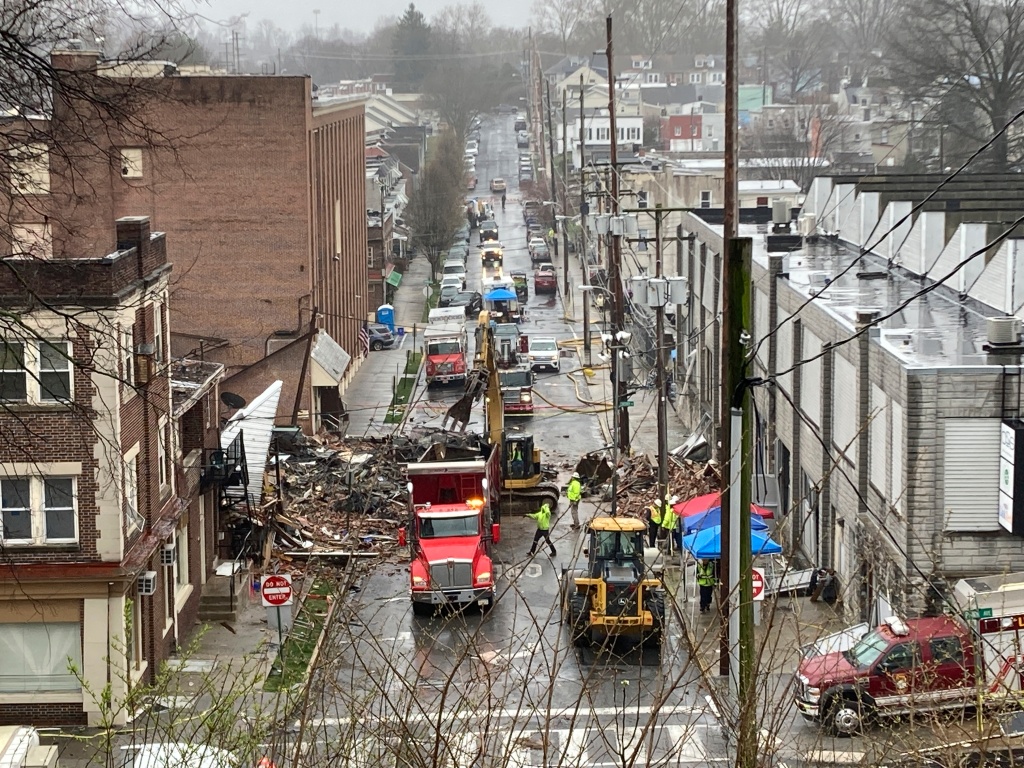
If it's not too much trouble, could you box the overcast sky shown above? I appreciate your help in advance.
[195,0,525,37]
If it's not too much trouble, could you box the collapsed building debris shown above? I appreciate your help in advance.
[586,453,721,519]
[258,428,495,568]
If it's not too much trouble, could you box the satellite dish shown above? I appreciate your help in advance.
[220,391,247,410]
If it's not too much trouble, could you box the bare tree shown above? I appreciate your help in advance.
[742,105,841,190]
[404,130,466,280]
[746,0,830,99]
[888,0,1024,170]
[530,0,586,54]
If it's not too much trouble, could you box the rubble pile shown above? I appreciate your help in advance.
[267,429,489,564]
[603,455,721,519]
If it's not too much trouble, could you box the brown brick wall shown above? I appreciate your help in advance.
[0,702,87,727]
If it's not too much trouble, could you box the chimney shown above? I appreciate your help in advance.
[116,216,152,277]
[51,47,101,73]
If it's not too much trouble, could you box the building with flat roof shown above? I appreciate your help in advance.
[674,173,1024,620]
[14,50,369,433]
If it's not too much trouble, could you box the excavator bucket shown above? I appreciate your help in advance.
[443,368,488,432]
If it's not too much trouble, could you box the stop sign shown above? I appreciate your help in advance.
[261,574,293,607]
[751,567,766,602]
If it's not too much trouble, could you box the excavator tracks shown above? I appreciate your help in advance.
[502,482,561,514]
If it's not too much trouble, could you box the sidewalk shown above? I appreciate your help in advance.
[345,254,432,437]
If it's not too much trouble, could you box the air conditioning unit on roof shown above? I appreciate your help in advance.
[988,316,1022,346]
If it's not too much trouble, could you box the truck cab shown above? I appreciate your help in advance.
[424,322,468,386]
[795,615,976,735]
[400,456,501,615]
[499,366,534,416]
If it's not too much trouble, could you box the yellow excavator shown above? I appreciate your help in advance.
[444,312,560,512]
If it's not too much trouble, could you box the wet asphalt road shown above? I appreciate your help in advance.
[300,116,727,768]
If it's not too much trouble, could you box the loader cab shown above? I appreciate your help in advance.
[503,433,536,480]
[589,526,645,579]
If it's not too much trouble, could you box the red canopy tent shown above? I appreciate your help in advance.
[672,491,774,519]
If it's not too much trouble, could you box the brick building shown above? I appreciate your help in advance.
[23,49,368,433]
[0,217,223,725]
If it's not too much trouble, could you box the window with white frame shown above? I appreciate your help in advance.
[157,419,168,489]
[0,340,72,403]
[691,125,698,137]
[9,144,50,195]
[626,127,640,141]
[119,148,143,179]
[596,127,610,141]
[124,453,140,531]
[10,223,52,260]
[674,126,682,137]
[689,73,702,84]
[0,476,77,544]
[0,622,83,693]
[706,125,714,137]
[710,72,724,84]
[645,72,660,83]
[153,302,164,363]
[700,190,712,208]
[122,327,134,391]
[176,519,189,588]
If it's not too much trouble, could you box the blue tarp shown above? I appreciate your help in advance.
[682,525,782,559]
[682,507,769,534]
[485,288,517,300]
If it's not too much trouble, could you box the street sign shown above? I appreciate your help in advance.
[751,567,765,602]
[261,574,294,607]
[619,400,634,408]
[965,607,993,621]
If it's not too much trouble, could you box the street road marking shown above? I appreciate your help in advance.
[301,703,704,729]
[703,694,720,721]
[551,727,587,768]
[668,724,707,762]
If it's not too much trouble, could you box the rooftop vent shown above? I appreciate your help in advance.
[987,316,1022,347]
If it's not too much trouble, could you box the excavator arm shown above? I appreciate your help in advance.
[444,312,504,442]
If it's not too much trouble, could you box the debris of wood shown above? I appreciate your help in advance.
[594,453,721,520]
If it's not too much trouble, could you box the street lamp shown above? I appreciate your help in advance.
[598,329,632,516]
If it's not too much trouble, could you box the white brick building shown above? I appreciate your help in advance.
[675,174,1024,621]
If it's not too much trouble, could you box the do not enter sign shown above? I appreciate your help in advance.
[751,567,766,602]
[261,574,294,607]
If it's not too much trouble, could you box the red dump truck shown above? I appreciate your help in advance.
[399,446,501,614]
[424,309,468,386]
[795,573,1024,736]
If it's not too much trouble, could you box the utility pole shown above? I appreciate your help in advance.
[720,0,741,682]
[545,80,559,259]
[723,239,755,768]
[654,206,668,508]
[580,72,591,366]
[606,14,629,454]
[562,90,571,294]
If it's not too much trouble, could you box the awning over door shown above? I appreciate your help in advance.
[310,331,351,387]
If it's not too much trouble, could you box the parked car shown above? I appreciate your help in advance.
[118,743,240,768]
[465,140,479,157]
[440,275,463,296]
[534,262,557,294]
[517,130,529,148]
[490,178,507,193]
[514,118,527,132]
[447,245,468,264]
[437,284,462,307]
[449,290,483,316]
[441,263,466,289]
[528,336,560,372]
[466,173,477,190]
[367,322,395,351]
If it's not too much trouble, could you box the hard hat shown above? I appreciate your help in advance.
[654,498,663,505]
[670,495,679,504]
[572,472,580,478]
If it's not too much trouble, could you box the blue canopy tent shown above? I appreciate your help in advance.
[484,288,517,300]
[682,525,782,559]
[682,507,769,534]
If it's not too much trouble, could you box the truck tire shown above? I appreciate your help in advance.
[824,695,865,737]
[568,593,589,647]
